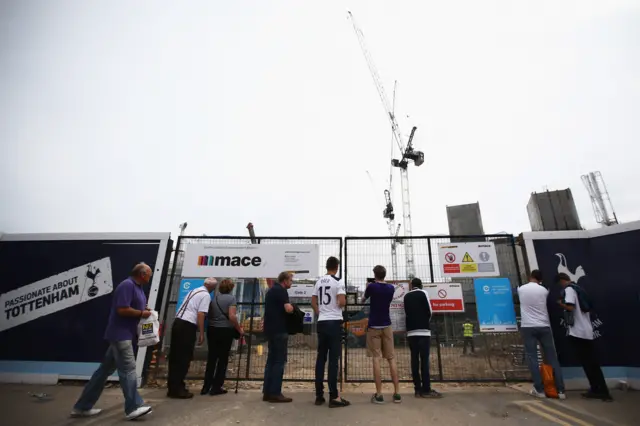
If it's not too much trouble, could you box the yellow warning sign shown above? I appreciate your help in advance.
[462,252,474,263]
[461,263,478,273]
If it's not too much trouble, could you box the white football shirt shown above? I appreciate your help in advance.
[518,282,551,328]
[565,286,594,340]
[314,274,346,321]
[176,286,211,325]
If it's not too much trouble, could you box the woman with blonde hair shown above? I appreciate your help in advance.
[201,279,244,395]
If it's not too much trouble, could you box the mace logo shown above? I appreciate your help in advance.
[198,255,262,267]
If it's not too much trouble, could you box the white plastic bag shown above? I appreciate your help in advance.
[137,310,160,347]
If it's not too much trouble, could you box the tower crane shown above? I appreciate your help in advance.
[348,11,424,279]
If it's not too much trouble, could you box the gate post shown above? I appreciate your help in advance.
[427,236,435,283]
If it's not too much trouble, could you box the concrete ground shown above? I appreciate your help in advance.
[2,382,638,426]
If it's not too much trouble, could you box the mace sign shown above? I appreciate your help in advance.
[182,244,319,279]
[438,242,500,278]
[424,283,465,313]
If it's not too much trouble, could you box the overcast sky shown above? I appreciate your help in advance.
[1,0,639,240]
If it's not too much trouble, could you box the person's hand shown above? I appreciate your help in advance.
[239,327,245,337]
[198,332,205,346]
[141,310,152,319]
[285,303,294,313]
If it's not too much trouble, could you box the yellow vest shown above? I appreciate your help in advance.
[463,322,473,337]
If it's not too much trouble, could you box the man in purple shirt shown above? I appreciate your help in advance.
[362,265,401,404]
[71,263,154,421]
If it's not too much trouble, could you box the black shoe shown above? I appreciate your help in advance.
[200,387,211,395]
[315,396,326,406]
[209,388,228,396]
[263,394,270,402]
[168,390,194,399]
[329,398,350,408]
[421,390,443,399]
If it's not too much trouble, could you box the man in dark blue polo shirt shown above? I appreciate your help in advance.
[362,265,401,404]
[262,271,294,403]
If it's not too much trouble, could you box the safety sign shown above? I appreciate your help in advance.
[438,242,500,278]
[424,283,465,313]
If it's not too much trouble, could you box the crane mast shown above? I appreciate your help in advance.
[348,11,424,279]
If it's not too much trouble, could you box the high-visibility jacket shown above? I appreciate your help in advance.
[463,322,473,337]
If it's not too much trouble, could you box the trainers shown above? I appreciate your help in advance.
[126,406,152,420]
[393,393,402,403]
[315,396,326,406]
[329,397,351,408]
[558,392,566,400]
[371,394,384,404]
[530,388,546,399]
[70,408,102,418]
[266,394,293,403]
[421,390,443,398]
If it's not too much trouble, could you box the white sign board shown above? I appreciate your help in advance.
[389,282,409,331]
[424,283,465,313]
[288,283,315,298]
[182,244,319,278]
[0,257,114,332]
[438,242,500,277]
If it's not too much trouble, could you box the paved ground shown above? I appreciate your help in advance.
[2,382,638,426]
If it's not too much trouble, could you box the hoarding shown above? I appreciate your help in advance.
[474,277,518,332]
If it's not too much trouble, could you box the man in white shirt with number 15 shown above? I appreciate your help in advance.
[311,256,350,408]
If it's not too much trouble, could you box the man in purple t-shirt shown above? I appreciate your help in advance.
[71,263,154,421]
[362,265,401,404]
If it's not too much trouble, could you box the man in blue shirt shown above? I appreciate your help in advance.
[362,265,401,404]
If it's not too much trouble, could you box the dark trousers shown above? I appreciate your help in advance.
[521,327,565,393]
[408,336,432,393]
[167,318,197,394]
[263,333,288,396]
[315,320,342,399]
[203,327,235,391]
[569,336,610,396]
[463,337,475,354]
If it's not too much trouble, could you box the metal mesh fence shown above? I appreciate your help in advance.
[155,236,342,382]
[343,235,531,382]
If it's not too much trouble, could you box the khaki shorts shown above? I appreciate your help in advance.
[366,326,395,359]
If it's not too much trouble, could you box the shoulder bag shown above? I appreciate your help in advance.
[215,296,241,339]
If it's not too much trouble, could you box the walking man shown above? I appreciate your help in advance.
[462,319,475,355]
[557,273,612,401]
[362,265,401,404]
[71,263,153,420]
[518,270,565,399]
[262,271,294,403]
[403,278,441,398]
[167,277,218,398]
[311,256,350,408]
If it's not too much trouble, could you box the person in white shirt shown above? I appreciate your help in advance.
[518,270,565,399]
[167,277,217,399]
[557,273,612,401]
[311,257,350,408]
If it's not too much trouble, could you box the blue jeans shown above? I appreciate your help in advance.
[521,327,565,393]
[73,340,144,415]
[315,320,342,399]
[408,336,431,393]
[263,333,288,396]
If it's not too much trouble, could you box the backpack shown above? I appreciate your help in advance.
[568,284,592,313]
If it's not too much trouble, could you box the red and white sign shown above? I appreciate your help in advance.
[425,283,465,313]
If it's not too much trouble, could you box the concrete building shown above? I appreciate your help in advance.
[527,189,582,232]
[447,202,485,237]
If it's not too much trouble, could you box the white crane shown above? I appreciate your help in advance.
[348,11,424,279]
[581,171,618,227]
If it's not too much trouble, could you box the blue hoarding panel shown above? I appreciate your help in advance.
[474,277,518,332]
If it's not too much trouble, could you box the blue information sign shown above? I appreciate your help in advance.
[473,277,518,332]
[176,278,211,314]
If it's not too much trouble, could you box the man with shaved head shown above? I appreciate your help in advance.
[71,263,154,421]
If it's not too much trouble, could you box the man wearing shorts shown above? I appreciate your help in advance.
[362,265,401,404]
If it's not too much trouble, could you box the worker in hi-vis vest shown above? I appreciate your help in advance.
[462,319,475,355]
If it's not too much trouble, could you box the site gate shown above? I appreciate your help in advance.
[343,234,531,383]
[154,236,343,383]
[151,234,531,385]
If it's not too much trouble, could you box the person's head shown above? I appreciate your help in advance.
[204,277,218,293]
[530,269,543,284]
[373,265,386,281]
[326,256,340,274]
[278,271,294,289]
[410,277,423,289]
[556,272,571,287]
[131,263,152,285]
[218,278,235,294]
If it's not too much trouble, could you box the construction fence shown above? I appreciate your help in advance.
[151,234,531,384]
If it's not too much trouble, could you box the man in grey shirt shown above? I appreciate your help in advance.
[201,279,244,395]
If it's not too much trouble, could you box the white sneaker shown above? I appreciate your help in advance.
[126,406,152,420]
[70,408,102,417]
[530,388,546,398]
[558,392,566,400]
